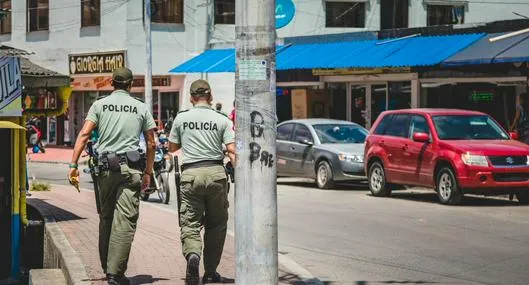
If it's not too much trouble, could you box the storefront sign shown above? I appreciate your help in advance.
[132,76,171,87]
[0,57,22,117]
[276,0,295,29]
[313,67,411,76]
[69,51,126,75]
[470,90,495,102]
[71,76,172,90]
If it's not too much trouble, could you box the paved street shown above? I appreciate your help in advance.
[30,162,529,285]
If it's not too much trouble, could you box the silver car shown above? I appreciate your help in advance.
[276,119,368,189]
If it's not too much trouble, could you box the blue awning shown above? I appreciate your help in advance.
[442,32,529,66]
[278,33,484,69]
[169,33,484,73]
[169,49,235,73]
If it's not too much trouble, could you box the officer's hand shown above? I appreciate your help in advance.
[141,174,151,191]
[68,168,79,182]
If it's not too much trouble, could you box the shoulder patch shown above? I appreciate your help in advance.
[132,97,145,103]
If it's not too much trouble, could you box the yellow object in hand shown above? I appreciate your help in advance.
[69,175,80,193]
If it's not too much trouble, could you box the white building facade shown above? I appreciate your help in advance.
[1,0,528,140]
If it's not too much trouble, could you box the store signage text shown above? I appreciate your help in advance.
[0,57,22,117]
[69,51,126,75]
[71,76,171,90]
[312,67,411,76]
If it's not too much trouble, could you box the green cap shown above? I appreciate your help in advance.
[112,67,133,83]
[190,80,211,96]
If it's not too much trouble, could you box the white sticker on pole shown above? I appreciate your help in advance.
[239,60,267,81]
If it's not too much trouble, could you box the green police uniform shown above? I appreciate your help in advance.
[168,81,234,278]
[85,68,156,279]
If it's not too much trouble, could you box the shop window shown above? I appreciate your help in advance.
[143,0,184,24]
[0,0,11,34]
[27,0,49,32]
[215,0,235,24]
[427,5,464,26]
[325,1,365,28]
[23,88,58,111]
[380,0,408,30]
[81,0,101,27]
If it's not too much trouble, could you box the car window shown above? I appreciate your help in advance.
[277,123,294,141]
[293,124,313,143]
[384,114,411,138]
[409,115,430,137]
[433,115,509,140]
[313,124,368,144]
[374,114,393,135]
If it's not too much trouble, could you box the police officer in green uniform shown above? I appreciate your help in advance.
[68,67,157,285]
[168,80,236,285]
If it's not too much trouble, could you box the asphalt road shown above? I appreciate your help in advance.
[29,162,529,285]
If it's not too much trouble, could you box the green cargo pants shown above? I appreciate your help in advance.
[180,165,229,274]
[97,165,142,276]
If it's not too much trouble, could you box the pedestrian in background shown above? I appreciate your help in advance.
[168,80,236,285]
[510,92,529,144]
[215,102,223,112]
[68,67,157,285]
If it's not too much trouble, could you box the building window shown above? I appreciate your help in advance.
[144,0,184,24]
[27,0,49,32]
[325,1,366,28]
[82,0,101,27]
[214,0,235,24]
[0,0,11,34]
[427,5,464,26]
[380,0,408,30]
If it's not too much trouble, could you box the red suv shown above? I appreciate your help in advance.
[364,109,529,205]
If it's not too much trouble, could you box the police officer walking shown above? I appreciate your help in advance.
[68,67,157,285]
[168,80,236,285]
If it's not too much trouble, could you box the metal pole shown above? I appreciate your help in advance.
[235,0,278,284]
[144,0,153,113]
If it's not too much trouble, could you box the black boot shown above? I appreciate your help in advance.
[202,272,222,283]
[107,274,130,285]
[186,253,200,285]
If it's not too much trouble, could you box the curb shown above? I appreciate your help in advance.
[28,201,91,285]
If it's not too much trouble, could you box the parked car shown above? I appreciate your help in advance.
[276,119,368,189]
[364,109,529,205]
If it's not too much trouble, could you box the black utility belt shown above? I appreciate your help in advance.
[181,160,223,172]
[99,150,144,172]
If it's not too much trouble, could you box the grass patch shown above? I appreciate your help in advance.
[30,181,51,192]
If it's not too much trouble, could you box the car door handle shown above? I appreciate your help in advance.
[402,145,408,151]
[290,146,296,150]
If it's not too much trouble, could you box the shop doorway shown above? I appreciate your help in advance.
[350,84,367,127]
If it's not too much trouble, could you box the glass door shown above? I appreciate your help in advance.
[350,84,367,127]
[371,84,388,125]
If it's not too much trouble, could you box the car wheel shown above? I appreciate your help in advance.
[436,167,462,205]
[516,192,529,205]
[368,162,391,197]
[316,161,334,189]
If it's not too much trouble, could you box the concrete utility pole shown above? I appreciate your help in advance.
[144,0,153,113]
[234,0,278,284]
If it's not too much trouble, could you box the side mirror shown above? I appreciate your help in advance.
[412,132,430,143]
[510,132,519,140]
[299,139,313,146]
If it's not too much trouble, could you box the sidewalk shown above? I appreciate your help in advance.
[28,185,300,285]
[27,147,88,165]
